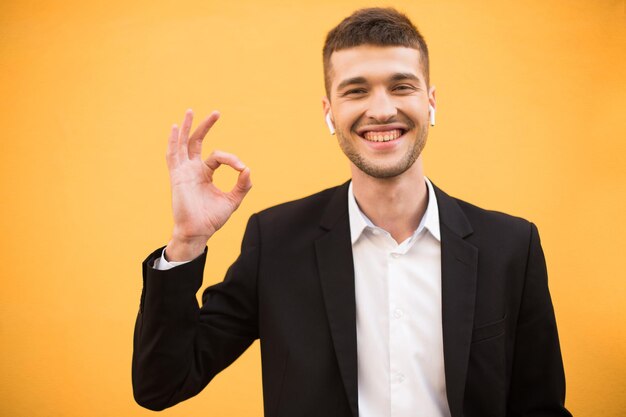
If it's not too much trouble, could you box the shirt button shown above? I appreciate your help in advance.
[393,373,405,384]
[390,253,400,258]
[393,308,403,318]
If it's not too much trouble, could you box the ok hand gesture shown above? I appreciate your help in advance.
[165,109,252,261]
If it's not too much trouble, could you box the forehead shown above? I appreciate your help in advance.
[329,45,424,88]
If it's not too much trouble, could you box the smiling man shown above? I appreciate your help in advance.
[133,8,572,417]
[324,47,430,181]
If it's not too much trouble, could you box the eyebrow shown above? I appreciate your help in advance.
[336,73,421,92]
[389,72,420,83]
[336,76,368,92]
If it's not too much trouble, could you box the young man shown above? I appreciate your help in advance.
[133,8,572,417]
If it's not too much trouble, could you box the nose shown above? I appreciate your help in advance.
[364,88,397,122]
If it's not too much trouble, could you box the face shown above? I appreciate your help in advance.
[322,45,435,179]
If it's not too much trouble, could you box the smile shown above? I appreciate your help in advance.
[358,128,406,142]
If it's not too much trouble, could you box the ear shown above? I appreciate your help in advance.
[321,96,335,135]
[428,86,436,126]
[322,96,331,117]
[428,85,436,111]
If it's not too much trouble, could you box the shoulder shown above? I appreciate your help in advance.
[251,182,347,238]
[457,197,532,232]
[433,183,537,250]
[257,184,338,217]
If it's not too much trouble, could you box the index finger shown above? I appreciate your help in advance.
[204,150,246,172]
[188,111,220,160]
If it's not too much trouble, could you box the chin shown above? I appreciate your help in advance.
[353,155,420,179]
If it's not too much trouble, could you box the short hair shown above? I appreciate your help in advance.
[322,7,430,98]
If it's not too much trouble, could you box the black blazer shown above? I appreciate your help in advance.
[132,180,572,417]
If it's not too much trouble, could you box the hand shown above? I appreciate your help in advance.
[165,109,252,261]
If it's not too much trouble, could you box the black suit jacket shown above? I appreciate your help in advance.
[132,179,572,416]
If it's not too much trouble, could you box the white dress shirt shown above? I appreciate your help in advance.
[154,250,186,270]
[349,176,450,417]
[155,176,451,416]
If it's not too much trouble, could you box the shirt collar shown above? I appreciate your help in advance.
[348,176,441,244]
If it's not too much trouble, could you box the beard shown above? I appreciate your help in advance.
[336,119,428,179]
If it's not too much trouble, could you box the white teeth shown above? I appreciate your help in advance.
[362,129,403,142]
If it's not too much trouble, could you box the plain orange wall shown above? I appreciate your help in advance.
[1,0,624,416]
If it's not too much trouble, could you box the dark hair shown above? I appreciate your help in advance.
[322,7,429,97]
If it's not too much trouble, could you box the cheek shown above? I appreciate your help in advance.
[344,106,368,130]
[335,102,369,127]
[338,113,363,132]
[399,106,428,125]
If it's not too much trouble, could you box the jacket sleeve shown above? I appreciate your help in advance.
[132,214,260,411]
[507,222,573,416]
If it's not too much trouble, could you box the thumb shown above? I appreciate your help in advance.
[228,166,252,206]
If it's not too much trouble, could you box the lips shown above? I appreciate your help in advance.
[362,129,404,142]
[355,124,408,143]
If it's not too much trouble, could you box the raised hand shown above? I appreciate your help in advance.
[165,109,252,261]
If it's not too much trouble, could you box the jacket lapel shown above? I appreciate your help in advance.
[431,181,478,417]
[314,179,478,417]
[315,181,359,417]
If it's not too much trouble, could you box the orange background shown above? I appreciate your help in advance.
[1,0,624,416]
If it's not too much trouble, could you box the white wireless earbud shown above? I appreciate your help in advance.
[325,113,335,135]
[429,105,436,126]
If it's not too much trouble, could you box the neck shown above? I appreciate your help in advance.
[350,157,428,244]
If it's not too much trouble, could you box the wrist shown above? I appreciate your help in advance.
[166,236,207,262]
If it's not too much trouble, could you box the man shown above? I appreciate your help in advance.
[133,8,572,417]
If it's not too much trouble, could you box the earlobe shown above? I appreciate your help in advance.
[325,113,336,135]
[429,105,436,127]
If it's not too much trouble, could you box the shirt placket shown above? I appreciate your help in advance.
[388,239,408,417]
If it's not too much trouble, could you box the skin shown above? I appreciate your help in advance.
[164,110,252,261]
[322,45,436,243]
[165,45,435,260]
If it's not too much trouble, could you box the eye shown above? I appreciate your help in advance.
[344,88,367,96]
[393,84,416,93]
